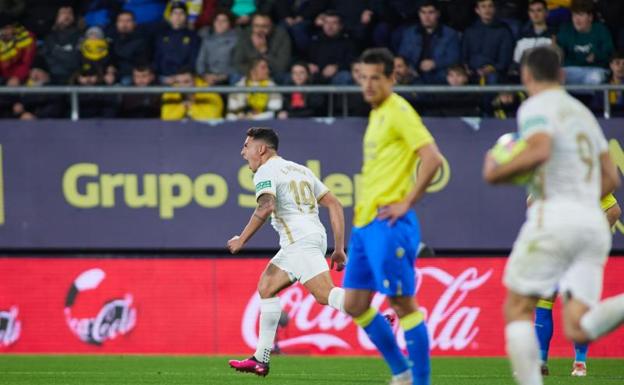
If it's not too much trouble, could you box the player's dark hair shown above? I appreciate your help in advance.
[247,127,279,151]
[360,48,394,77]
[521,45,562,82]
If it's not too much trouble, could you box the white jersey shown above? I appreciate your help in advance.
[254,156,329,248]
[517,88,608,223]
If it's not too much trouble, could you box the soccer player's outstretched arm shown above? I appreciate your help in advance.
[483,133,552,184]
[318,192,347,271]
[227,193,275,254]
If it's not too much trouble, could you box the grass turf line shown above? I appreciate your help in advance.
[0,355,622,384]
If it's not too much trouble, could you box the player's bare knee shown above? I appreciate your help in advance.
[257,281,276,299]
[388,296,417,318]
[344,298,368,317]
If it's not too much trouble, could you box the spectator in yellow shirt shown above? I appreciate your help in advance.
[161,67,223,120]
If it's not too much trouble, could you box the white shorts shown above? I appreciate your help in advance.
[270,233,328,284]
[504,217,611,306]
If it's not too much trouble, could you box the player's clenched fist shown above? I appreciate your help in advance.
[227,235,243,254]
[330,249,347,271]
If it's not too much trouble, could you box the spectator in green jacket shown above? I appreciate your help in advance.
[557,0,613,84]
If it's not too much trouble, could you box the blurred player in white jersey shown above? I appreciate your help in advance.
[483,45,624,385]
[227,127,347,377]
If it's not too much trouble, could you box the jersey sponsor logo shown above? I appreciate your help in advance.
[520,116,548,134]
[255,180,272,192]
[64,268,137,346]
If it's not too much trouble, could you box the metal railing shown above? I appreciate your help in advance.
[1,84,623,120]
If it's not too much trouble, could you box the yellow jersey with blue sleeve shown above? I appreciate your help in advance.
[601,193,617,211]
[353,93,434,228]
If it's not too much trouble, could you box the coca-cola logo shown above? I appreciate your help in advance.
[242,266,493,352]
[0,306,21,347]
[64,268,137,345]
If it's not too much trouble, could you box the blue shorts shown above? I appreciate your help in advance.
[343,211,421,296]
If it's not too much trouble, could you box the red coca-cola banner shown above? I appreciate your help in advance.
[1,257,623,356]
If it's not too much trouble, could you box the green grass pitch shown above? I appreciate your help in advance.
[1,355,622,384]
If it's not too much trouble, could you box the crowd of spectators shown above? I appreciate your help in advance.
[1,0,624,120]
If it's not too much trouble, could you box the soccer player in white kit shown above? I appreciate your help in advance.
[483,46,624,385]
[227,127,347,377]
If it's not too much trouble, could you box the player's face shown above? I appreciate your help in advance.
[241,136,262,172]
[360,63,394,106]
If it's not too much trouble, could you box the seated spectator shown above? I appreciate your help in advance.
[80,26,110,76]
[513,1,557,68]
[419,65,481,117]
[603,51,624,116]
[20,0,76,39]
[462,0,514,84]
[0,15,36,86]
[227,57,282,120]
[12,56,66,119]
[42,5,81,85]
[393,55,418,85]
[119,65,161,118]
[558,0,613,85]
[196,10,237,85]
[72,64,119,119]
[109,10,150,85]
[232,13,291,82]
[103,64,118,85]
[278,62,324,119]
[307,10,356,85]
[154,2,199,84]
[161,67,223,120]
[490,92,527,118]
[398,0,460,84]
[343,59,369,117]
[337,1,375,49]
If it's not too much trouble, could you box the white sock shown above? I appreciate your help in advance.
[505,321,542,385]
[254,297,282,364]
[580,294,624,341]
[328,287,345,313]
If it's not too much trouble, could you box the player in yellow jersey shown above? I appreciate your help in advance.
[342,48,444,385]
[534,194,621,377]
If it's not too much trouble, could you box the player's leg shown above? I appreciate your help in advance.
[343,227,411,383]
[388,296,430,385]
[303,271,345,312]
[534,296,555,375]
[295,234,345,312]
[229,260,292,375]
[505,290,542,385]
[502,222,566,385]
[364,212,427,384]
[558,227,624,342]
